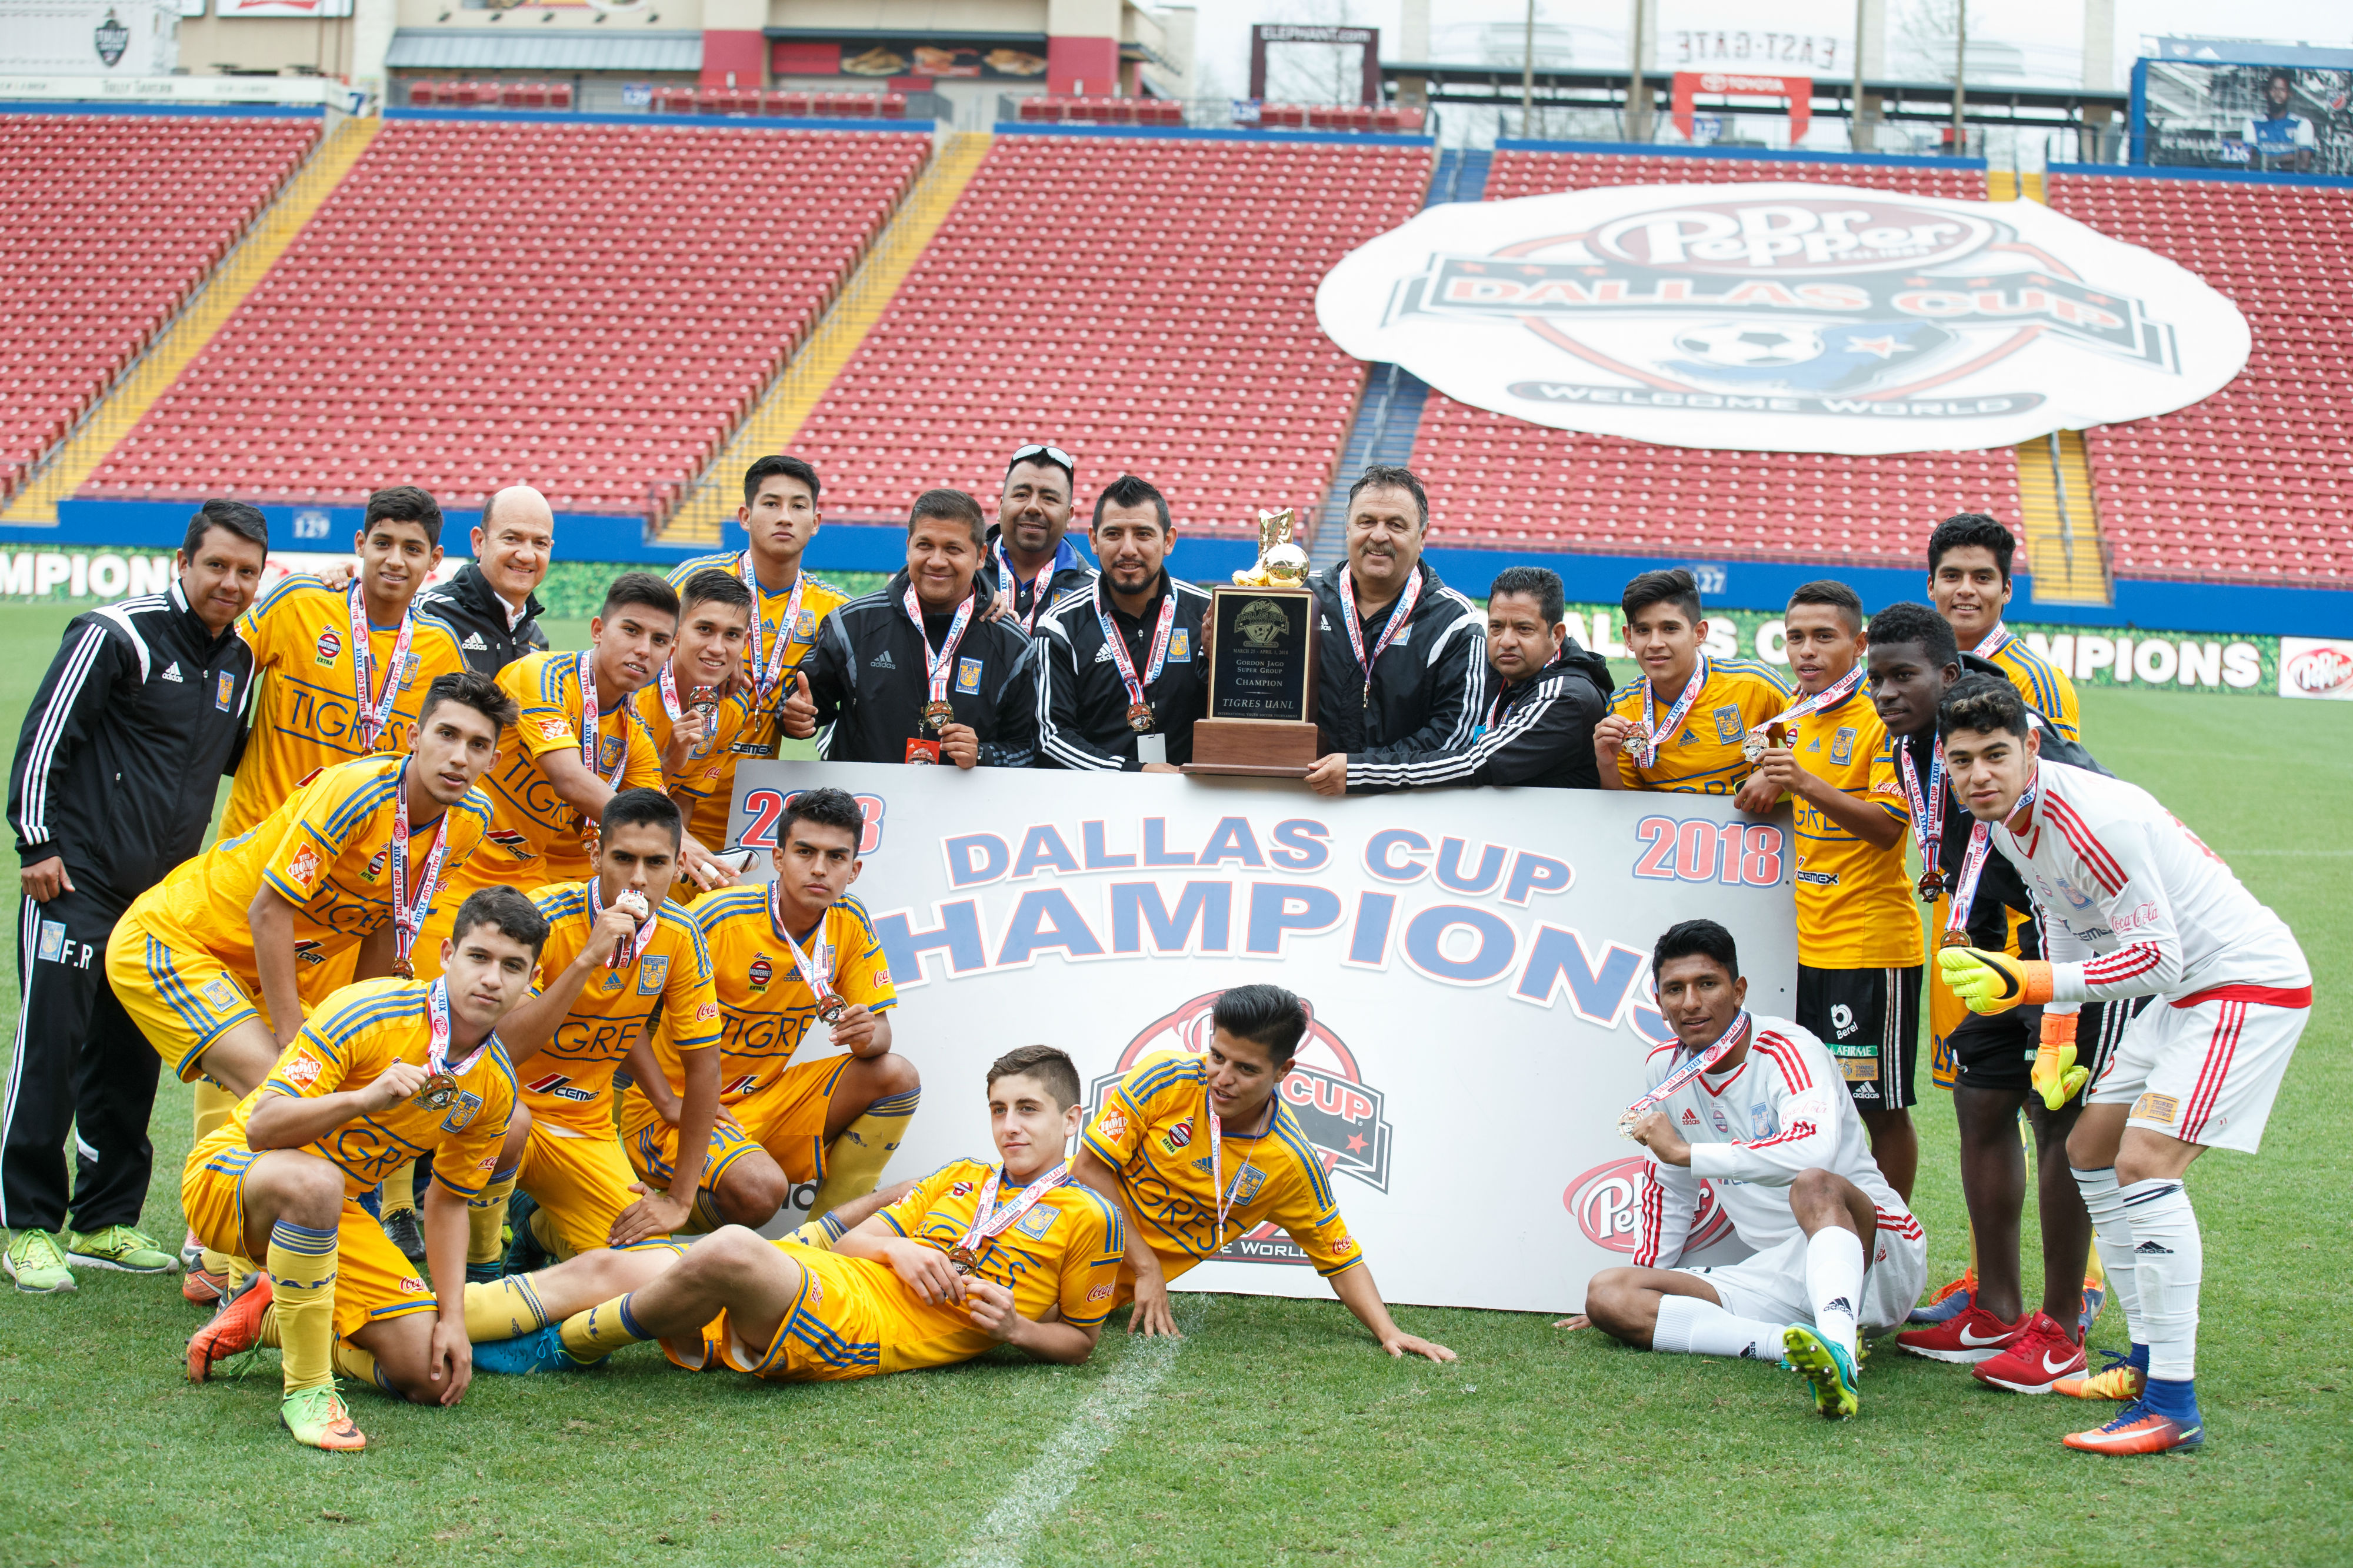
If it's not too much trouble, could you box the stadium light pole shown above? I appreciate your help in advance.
[1626,0,1645,141]
[1952,0,1967,157]
[1522,0,1536,135]
[1851,0,1867,151]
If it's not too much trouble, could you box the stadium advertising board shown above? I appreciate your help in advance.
[2137,57,2353,175]
[1317,183,2251,456]
[726,762,1787,1313]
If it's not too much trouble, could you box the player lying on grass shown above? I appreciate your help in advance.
[1936,676,2313,1456]
[1559,919,1928,1421]
[466,1045,1121,1380]
[181,887,546,1452]
[1072,983,1455,1363]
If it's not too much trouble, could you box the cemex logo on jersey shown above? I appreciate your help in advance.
[1564,1155,1737,1255]
[525,1073,595,1103]
[1089,989,1393,1268]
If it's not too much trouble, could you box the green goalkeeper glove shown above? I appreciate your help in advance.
[1937,946,2055,1016]
[2031,1010,2090,1110]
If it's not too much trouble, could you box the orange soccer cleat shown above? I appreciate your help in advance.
[2063,1399,2203,1455]
[185,1272,272,1382]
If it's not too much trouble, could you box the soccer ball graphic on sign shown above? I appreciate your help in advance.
[1671,322,1825,368]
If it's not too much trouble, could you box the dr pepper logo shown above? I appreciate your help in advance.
[1565,1155,1737,1255]
[1090,989,1392,1267]
[2284,643,2353,698]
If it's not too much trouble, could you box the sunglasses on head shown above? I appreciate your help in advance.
[1008,443,1076,478]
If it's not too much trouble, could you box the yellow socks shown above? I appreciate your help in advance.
[784,1212,845,1251]
[811,1087,919,1214]
[464,1275,555,1342]
[558,1294,649,1365]
[193,1080,241,1279]
[333,1341,396,1394]
[265,1219,340,1396]
[379,1158,419,1220]
[469,1167,519,1267]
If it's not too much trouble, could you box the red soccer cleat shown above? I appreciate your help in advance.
[1971,1312,2085,1393]
[185,1271,273,1382]
[2063,1401,2204,1455]
[181,1262,228,1306]
[1896,1305,2024,1364]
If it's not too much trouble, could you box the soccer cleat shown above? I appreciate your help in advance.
[186,1271,274,1382]
[182,1262,229,1305]
[2079,1279,2106,1340]
[502,1192,551,1277]
[4,1229,75,1294]
[1897,1305,2024,1364]
[280,1384,366,1452]
[1782,1325,1860,1420]
[470,1323,592,1376]
[464,1260,507,1286]
[2062,1398,2203,1455]
[1971,1312,2086,1394]
[66,1223,178,1274]
[2057,1349,2149,1402]
[179,1234,205,1272]
[1908,1273,1973,1325]
[379,1205,428,1263]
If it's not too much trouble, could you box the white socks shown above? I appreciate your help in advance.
[1652,1295,1785,1360]
[2122,1177,2202,1380]
[1805,1227,1865,1359]
[2072,1166,2145,1343]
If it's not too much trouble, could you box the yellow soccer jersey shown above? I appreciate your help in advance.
[1789,687,1922,970]
[695,889,893,1105]
[140,755,492,986]
[1609,656,1792,795]
[516,880,718,1131]
[664,553,849,760]
[1081,1055,1362,1277]
[224,578,468,838]
[868,1157,1125,1370]
[630,678,754,851]
[237,976,518,1200]
[1983,631,2082,743]
[480,650,664,885]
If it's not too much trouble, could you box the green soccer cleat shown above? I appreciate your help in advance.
[66,1223,178,1275]
[4,1229,75,1294]
[280,1384,366,1452]
[1784,1325,1861,1420]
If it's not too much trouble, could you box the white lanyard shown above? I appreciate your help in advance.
[588,878,655,969]
[1945,770,2039,945]
[995,543,1056,636]
[1626,655,1709,769]
[769,881,845,1022]
[1894,735,1949,902]
[1093,581,1178,733]
[902,583,976,729]
[1751,661,1865,760]
[417,978,488,1109]
[1972,622,2013,660]
[346,581,416,749]
[1206,1083,1265,1253]
[575,651,621,786]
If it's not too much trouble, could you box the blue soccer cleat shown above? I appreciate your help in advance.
[464,1260,507,1286]
[471,1324,592,1376]
[1782,1325,1860,1420]
[2078,1279,2106,1340]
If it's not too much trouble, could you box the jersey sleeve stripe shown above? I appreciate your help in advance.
[1755,1033,1814,1092]
[2044,798,2128,893]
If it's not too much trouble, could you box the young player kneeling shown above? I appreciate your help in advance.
[1566,920,1928,1419]
[471,1046,1121,1378]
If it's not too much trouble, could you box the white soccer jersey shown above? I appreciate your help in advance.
[1992,761,2309,1009]
[1631,1016,1917,1267]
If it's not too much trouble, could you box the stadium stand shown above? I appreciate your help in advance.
[0,113,318,504]
[2045,171,2351,583]
[79,121,926,517]
[784,134,1432,538]
[1408,147,2021,561]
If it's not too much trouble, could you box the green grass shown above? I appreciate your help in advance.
[0,603,2348,1566]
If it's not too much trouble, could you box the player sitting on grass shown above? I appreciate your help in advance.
[1560,919,1928,1421]
[1936,677,2312,1455]
[1072,984,1455,1363]
[181,887,545,1452]
[468,1046,1118,1380]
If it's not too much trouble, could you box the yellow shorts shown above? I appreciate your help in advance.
[662,1243,886,1382]
[625,1058,848,1190]
[517,1119,644,1257]
[109,909,262,1083]
[180,1129,436,1340]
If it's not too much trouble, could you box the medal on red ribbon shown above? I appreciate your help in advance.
[1745,660,1864,763]
[946,1162,1071,1273]
[995,542,1056,636]
[1338,563,1423,708]
[1895,735,1949,902]
[591,879,656,970]
[347,581,416,750]
[742,553,808,713]
[903,583,975,738]
[386,759,449,982]
[1944,770,2040,947]
[1617,1009,1752,1137]
[1094,581,1177,736]
[769,879,845,1023]
[415,977,484,1110]
[1625,654,1710,768]
[655,662,719,739]
[1972,622,2014,661]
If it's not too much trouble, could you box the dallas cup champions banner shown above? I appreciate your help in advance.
[1316,183,2251,455]
[729,764,1795,1313]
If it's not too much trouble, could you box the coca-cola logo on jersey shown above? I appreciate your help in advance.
[1565,1155,1737,1254]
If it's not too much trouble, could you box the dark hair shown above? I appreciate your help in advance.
[1652,918,1738,979]
[777,786,865,847]
[601,785,682,848]
[599,571,681,622]
[679,568,754,618]
[1212,983,1309,1065]
[909,487,987,548]
[1488,565,1565,626]
[182,499,268,559]
[1622,567,1702,623]
[1938,672,2032,742]
[1092,473,1171,533]
[416,669,517,734]
[1927,513,2017,581]
[364,485,443,547]
[1347,463,1428,528]
[745,454,821,508]
[1865,600,1960,669]
[1787,579,1864,634]
[450,885,550,957]
[1005,446,1075,488]
[987,1044,1083,1110]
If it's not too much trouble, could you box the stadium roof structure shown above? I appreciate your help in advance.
[384,29,704,74]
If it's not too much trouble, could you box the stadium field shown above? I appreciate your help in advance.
[0,600,2345,1567]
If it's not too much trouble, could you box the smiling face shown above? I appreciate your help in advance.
[1782,602,1863,696]
[472,490,553,605]
[1344,484,1425,603]
[1928,543,2010,645]
[1202,1026,1287,1129]
[1623,600,1705,692]
[1942,723,2041,823]
[1865,637,1957,740]
[999,458,1073,562]
[410,694,502,806]
[769,816,861,928]
[355,518,443,614]
[988,1070,1083,1185]
[906,516,981,609]
[1654,953,1748,1053]
[1486,590,1565,683]
[439,919,539,1035]
[590,604,678,697]
[1091,499,1168,598]
[672,595,751,690]
[741,472,818,569]
[179,525,268,633]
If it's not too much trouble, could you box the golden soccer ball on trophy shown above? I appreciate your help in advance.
[1231,507,1311,586]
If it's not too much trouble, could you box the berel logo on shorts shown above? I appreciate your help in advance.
[2132,1091,2182,1124]
[1564,1155,1738,1254]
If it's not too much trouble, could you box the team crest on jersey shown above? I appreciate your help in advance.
[1015,1204,1058,1240]
[399,654,421,688]
[748,956,773,990]
[214,671,236,711]
[201,976,242,1012]
[956,657,984,693]
[638,955,669,993]
[1830,727,1856,766]
[314,628,342,665]
[441,1090,484,1132]
[1167,628,1191,662]
[1750,1100,1779,1139]
[1712,706,1744,743]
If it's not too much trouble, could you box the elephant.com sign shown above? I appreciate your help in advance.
[727,763,1788,1313]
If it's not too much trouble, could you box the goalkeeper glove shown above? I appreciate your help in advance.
[2031,1010,2089,1110]
[1936,946,2054,1015]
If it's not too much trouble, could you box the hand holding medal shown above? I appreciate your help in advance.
[1615,1009,1751,1140]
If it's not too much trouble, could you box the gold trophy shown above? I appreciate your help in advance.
[1231,508,1311,588]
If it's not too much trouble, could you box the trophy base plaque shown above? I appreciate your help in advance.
[1182,718,1319,778]
[1184,582,1320,778]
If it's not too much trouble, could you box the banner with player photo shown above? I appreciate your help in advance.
[725,763,1797,1314]
[2135,57,2353,175]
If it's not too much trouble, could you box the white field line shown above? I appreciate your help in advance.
[949,1329,1186,1568]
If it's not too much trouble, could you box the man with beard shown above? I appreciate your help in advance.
[984,443,1094,635]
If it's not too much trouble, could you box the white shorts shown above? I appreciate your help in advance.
[2088,983,2311,1155]
[1675,1211,1928,1337]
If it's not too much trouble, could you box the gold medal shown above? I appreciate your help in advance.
[414,1071,458,1110]
[1126,700,1155,733]
[948,1245,979,1275]
[1917,870,1945,902]
[815,992,848,1026]
[1938,929,1973,950]
[1741,732,1767,764]
[922,699,955,735]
